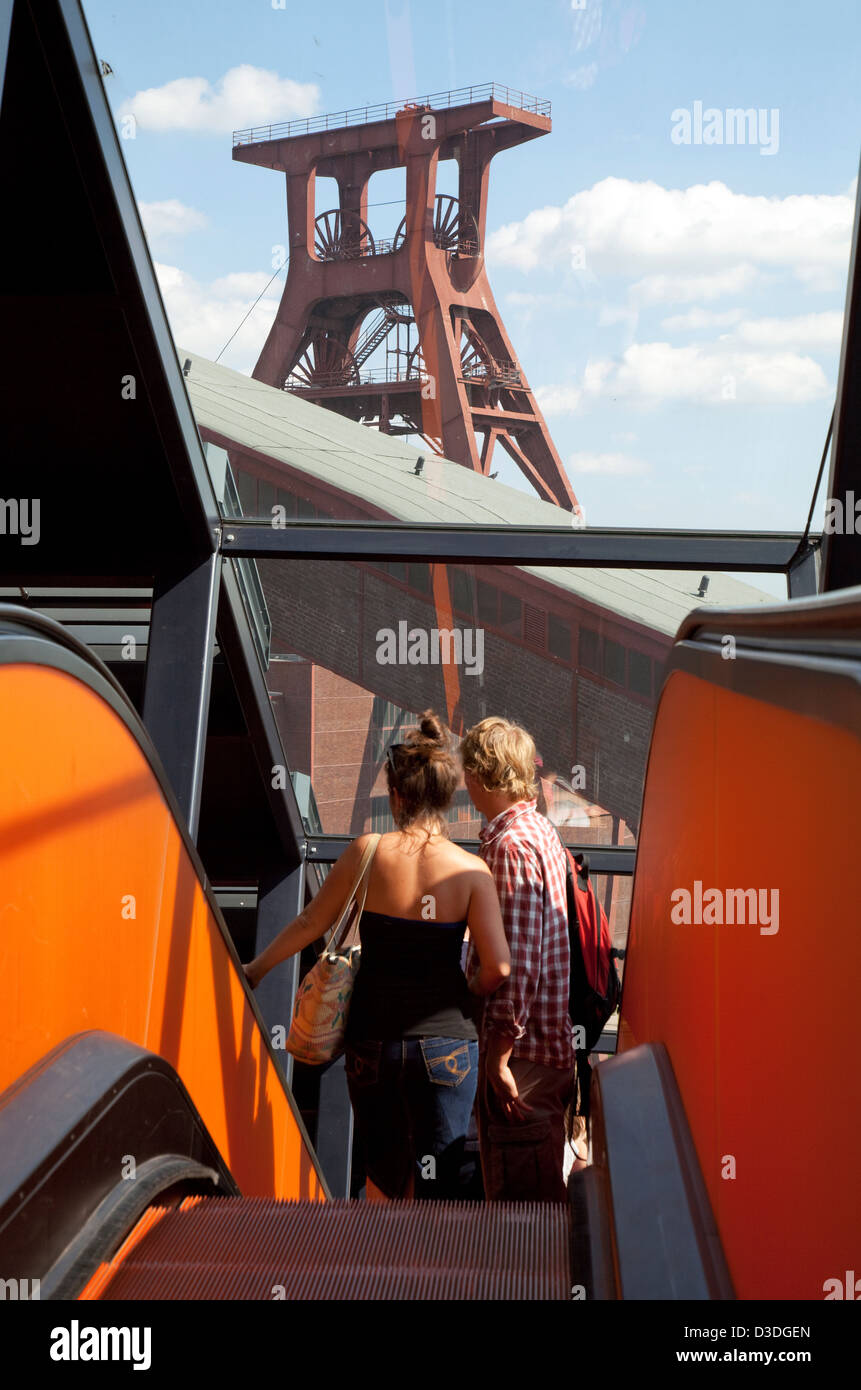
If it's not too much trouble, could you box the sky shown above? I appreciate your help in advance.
[81,0,860,547]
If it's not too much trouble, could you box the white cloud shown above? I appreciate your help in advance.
[598,305,639,329]
[567,63,598,91]
[119,65,319,134]
[538,341,830,410]
[153,261,282,367]
[569,451,650,476]
[631,264,759,305]
[139,199,208,240]
[731,311,844,351]
[488,177,853,293]
[662,306,744,332]
[535,382,582,414]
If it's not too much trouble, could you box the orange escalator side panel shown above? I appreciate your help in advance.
[620,669,861,1299]
[0,663,323,1202]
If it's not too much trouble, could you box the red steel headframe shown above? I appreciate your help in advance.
[233,86,580,511]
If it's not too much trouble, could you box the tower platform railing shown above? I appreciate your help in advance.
[232,82,551,147]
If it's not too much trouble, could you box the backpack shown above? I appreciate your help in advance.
[558,843,624,1118]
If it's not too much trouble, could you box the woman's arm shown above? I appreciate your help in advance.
[243,834,376,989]
[465,862,511,996]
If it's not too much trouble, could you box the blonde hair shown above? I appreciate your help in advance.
[459,716,539,801]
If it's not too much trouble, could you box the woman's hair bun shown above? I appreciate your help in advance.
[387,709,459,828]
[418,710,445,743]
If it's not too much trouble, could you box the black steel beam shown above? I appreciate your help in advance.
[253,864,305,1089]
[314,1057,354,1200]
[0,0,14,110]
[142,552,220,840]
[220,522,802,572]
[305,835,635,875]
[217,559,308,866]
[821,154,861,592]
[787,543,821,599]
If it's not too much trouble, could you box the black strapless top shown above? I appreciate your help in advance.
[345,909,479,1041]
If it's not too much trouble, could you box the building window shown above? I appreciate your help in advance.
[258,479,276,515]
[499,590,522,637]
[235,470,257,514]
[628,650,652,697]
[451,568,473,614]
[296,496,316,519]
[548,614,571,663]
[408,562,431,593]
[579,627,599,672]
[276,488,297,517]
[477,579,497,625]
[603,638,625,686]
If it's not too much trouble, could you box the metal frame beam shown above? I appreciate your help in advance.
[253,863,305,1089]
[217,559,308,866]
[142,552,220,840]
[305,835,635,876]
[220,522,804,572]
[821,153,861,592]
[787,543,822,599]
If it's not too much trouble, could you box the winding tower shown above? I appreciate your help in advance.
[233,83,579,509]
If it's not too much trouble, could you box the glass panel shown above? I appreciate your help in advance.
[548,613,571,663]
[499,589,522,637]
[407,562,431,593]
[628,649,652,698]
[452,568,474,614]
[579,627,600,672]
[236,469,257,515]
[258,479,276,515]
[477,579,498,626]
[603,638,626,687]
[255,558,781,844]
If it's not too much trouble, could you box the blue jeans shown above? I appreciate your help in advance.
[345,1037,479,1200]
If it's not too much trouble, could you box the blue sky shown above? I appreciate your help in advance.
[82,0,860,547]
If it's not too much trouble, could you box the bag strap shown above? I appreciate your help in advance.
[328,833,381,952]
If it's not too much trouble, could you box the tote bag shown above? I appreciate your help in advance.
[285,834,381,1064]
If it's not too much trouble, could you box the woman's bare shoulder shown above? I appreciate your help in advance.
[442,840,492,877]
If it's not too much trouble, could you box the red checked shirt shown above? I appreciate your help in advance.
[469,799,576,1071]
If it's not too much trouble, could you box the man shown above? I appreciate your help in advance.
[461,716,575,1204]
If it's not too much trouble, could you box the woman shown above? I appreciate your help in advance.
[243,711,510,1201]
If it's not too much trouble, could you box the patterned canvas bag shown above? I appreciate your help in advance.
[285,834,381,1064]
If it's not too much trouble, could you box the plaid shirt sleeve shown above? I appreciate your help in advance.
[482,835,545,1043]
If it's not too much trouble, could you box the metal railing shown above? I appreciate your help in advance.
[461,358,523,387]
[233,83,550,147]
[285,358,526,394]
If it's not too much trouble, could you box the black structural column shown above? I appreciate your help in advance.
[315,1058,354,1200]
[788,544,821,598]
[143,552,220,840]
[821,156,861,592]
[254,863,305,1088]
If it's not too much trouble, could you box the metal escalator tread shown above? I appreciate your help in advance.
[80,1196,571,1300]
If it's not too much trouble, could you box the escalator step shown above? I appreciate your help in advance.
[81,1196,571,1301]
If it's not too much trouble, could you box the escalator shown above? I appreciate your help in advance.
[4,588,858,1300]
